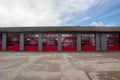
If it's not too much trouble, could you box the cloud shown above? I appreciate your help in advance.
[100,11,120,19]
[55,0,99,15]
[70,16,91,24]
[0,0,100,27]
[55,0,100,23]
[0,0,61,27]
[79,17,91,22]
[90,21,115,26]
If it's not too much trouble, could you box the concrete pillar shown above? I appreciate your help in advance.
[20,33,24,52]
[101,33,107,51]
[38,33,42,51]
[77,33,81,51]
[2,33,7,51]
[96,33,101,51]
[58,33,62,52]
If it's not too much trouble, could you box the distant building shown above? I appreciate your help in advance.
[0,26,120,52]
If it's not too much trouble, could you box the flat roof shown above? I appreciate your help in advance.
[0,26,120,33]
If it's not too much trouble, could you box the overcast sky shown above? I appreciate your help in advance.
[0,0,120,27]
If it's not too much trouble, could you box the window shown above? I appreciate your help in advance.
[24,34,38,46]
[107,34,120,46]
[42,34,58,46]
[0,34,2,46]
[81,34,95,46]
[7,34,20,46]
[62,34,77,46]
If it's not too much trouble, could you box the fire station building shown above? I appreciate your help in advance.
[0,26,120,52]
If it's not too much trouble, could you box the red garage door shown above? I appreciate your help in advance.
[24,34,38,51]
[0,34,2,51]
[81,34,96,51]
[7,34,20,51]
[62,34,77,51]
[107,34,120,50]
[42,34,58,51]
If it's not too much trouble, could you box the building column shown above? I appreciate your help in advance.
[77,33,81,52]
[38,33,42,52]
[2,33,7,51]
[101,33,107,51]
[20,33,24,52]
[96,33,100,51]
[58,33,62,52]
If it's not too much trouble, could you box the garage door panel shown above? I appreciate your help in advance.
[7,46,19,51]
[107,46,120,50]
[62,46,77,51]
[24,34,38,51]
[0,34,2,51]
[42,34,58,51]
[24,46,38,51]
[81,46,96,51]
[62,34,77,51]
[107,34,120,50]
[7,34,20,51]
[43,46,57,51]
[81,34,96,51]
[0,46,2,51]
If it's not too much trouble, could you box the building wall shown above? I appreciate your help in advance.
[1,32,120,52]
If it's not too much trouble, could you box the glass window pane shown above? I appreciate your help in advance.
[81,34,95,46]
[24,34,38,46]
[0,34,2,46]
[107,34,120,46]
[7,34,20,46]
[62,34,77,46]
[42,34,58,46]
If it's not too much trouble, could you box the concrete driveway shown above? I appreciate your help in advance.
[0,52,120,80]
